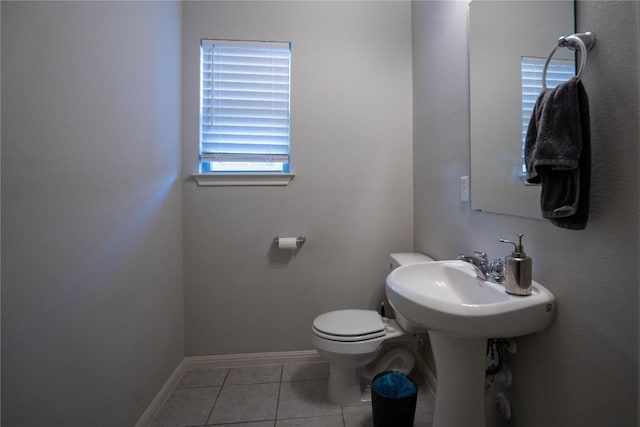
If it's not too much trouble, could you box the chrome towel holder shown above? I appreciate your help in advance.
[542,32,596,89]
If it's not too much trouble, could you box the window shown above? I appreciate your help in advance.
[520,56,575,177]
[199,39,291,175]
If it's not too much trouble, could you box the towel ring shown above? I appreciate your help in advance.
[542,32,596,89]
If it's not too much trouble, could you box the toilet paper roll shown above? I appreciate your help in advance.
[278,237,298,250]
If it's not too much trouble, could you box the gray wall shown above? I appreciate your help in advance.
[181,1,414,356]
[412,1,638,426]
[1,2,184,425]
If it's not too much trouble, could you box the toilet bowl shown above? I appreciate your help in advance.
[312,309,418,405]
[311,253,434,406]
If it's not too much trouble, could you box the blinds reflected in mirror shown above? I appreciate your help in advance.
[520,57,575,176]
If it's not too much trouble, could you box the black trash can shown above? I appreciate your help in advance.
[371,370,418,427]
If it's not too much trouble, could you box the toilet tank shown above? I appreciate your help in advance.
[389,252,434,270]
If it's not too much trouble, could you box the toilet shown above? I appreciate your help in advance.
[311,252,434,406]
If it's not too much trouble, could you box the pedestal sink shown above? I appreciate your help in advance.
[386,260,555,427]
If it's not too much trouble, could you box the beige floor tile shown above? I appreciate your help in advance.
[282,362,329,382]
[150,387,219,427]
[276,414,344,426]
[212,422,275,427]
[209,382,280,424]
[151,362,435,427]
[177,367,228,388]
[277,380,342,420]
[226,364,283,385]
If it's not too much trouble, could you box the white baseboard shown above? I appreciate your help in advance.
[135,350,322,427]
[414,352,437,396]
[135,358,186,427]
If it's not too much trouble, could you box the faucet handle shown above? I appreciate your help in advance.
[473,251,488,261]
[488,258,505,283]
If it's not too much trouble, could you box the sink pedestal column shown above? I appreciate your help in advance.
[429,330,487,427]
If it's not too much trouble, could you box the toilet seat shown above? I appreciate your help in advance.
[312,309,386,342]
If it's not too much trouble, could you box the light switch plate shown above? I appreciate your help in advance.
[460,176,469,202]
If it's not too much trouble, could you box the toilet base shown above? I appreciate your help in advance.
[327,364,367,406]
[325,345,418,406]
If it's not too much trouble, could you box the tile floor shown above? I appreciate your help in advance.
[151,361,434,427]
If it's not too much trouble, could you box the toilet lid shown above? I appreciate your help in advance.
[313,309,385,342]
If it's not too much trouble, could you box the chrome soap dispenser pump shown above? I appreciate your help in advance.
[499,234,532,296]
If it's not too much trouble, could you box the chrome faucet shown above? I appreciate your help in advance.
[457,251,505,283]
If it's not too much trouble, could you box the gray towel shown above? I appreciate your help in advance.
[525,76,590,230]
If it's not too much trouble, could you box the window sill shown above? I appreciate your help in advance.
[192,173,295,187]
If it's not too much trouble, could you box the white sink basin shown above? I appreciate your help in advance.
[385,259,556,427]
[386,260,555,338]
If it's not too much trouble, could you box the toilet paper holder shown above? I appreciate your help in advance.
[273,236,306,248]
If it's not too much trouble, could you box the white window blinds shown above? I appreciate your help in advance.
[200,40,291,173]
[520,56,575,175]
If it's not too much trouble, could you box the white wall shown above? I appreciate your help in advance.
[1,2,184,425]
[181,1,414,355]
[412,1,639,425]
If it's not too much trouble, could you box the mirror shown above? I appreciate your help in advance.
[469,0,575,218]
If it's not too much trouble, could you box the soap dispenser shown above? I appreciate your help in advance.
[499,234,532,296]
